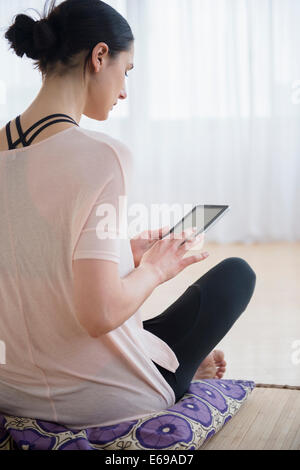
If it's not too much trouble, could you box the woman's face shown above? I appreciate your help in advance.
[84,41,134,121]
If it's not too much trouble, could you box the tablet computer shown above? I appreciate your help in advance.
[161,205,230,245]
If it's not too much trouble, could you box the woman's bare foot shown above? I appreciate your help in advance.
[192,350,227,380]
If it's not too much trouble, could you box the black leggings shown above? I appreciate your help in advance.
[143,257,257,403]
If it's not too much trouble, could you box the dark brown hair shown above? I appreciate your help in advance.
[4,0,134,79]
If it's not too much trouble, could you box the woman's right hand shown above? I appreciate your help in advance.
[139,228,209,285]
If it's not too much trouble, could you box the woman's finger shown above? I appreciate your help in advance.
[172,228,196,247]
[178,233,204,252]
[149,226,171,240]
[158,226,172,239]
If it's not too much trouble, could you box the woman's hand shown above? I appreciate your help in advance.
[130,226,171,268]
[139,228,208,285]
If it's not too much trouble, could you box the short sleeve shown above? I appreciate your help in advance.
[73,154,127,264]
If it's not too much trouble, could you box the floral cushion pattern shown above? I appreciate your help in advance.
[0,379,255,451]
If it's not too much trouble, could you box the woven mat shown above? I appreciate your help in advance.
[255,383,300,390]
[201,385,300,450]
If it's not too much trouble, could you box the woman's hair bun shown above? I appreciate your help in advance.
[4,0,135,77]
[5,14,57,60]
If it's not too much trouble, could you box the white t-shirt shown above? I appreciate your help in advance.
[0,126,179,429]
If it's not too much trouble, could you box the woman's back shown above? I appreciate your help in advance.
[0,125,177,428]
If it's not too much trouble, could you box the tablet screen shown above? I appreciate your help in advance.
[163,205,230,239]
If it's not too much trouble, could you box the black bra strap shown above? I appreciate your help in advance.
[6,114,79,150]
[5,122,13,150]
[15,115,28,148]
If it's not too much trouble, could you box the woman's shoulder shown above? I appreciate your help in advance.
[78,128,132,158]
[78,127,134,177]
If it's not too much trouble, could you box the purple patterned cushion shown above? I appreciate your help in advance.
[0,379,255,450]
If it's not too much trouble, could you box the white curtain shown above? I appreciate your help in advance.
[0,0,299,242]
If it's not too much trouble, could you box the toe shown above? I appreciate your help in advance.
[213,350,225,365]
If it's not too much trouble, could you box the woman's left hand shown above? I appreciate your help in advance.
[130,226,171,268]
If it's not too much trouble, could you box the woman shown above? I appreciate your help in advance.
[0,0,256,429]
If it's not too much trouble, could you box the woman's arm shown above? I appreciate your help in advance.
[73,229,206,338]
[73,259,160,338]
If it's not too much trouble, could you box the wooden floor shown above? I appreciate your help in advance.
[140,242,300,387]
